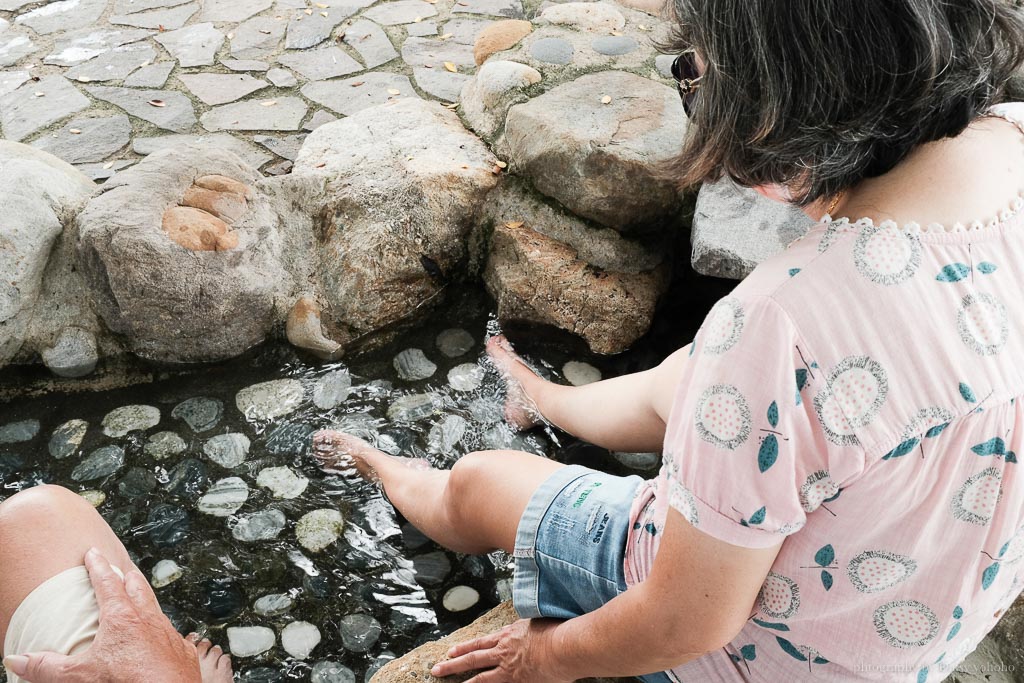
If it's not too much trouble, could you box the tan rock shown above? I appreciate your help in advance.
[473,20,532,66]
[484,221,668,355]
[539,2,625,32]
[181,186,248,223]
[161,206,239,251]
[194,173,253,198]
[613,0,665,16]
[286,294,342,358]
[371,601,636,683]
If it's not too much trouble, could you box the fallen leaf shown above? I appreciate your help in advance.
[387,88,401,95]
[139,60,151,67]
[610,29,621,36]
[33,91,44,97]
[259,28,272,34]
[304,7,313,14]
[444,61,457,73]
[158,24,166,31]
[103,161,114,169]
[69,128,82,134]
[147,99,166,107]
[495,160,507,168]
[461,164,468,169]
[414,15,422,21]
[601,95,612,104]
[315,162,326,168]
[505,221,524,229]
[76,76,91,82]
[443,102,459,109]
[261,100,278,106]
[440,32,453,39]
[320,11,328,16]
[350,81,365,87]
[227,32,234,39]
[315,1,329,6]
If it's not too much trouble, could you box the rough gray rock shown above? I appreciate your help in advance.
[133,134,273,169]
[0,76,90,142]
[86,85,197,133]
[293,98,500,350]
[75,144,294,363]
[45,28,153,67]
[30,115,132,165]
[342,19,399,68]
[691,177,814,280]
[178,73,269,106]
[277,47,363,81]
[302,73,418,116]
[15,0,108,35]
[460,59,541,141]
[230,17,287,60]
[109,3,199,29]
[504,71,686,231]
[123,62,175,88]
[200,97,308,132]
[41,327,99,377]
[65,43,157,82]
[154,23,224,67]
[0,22,36,68]
[0,142,97,368]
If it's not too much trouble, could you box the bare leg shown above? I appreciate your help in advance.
[0,486,232,682]
[486,335,686,452]
[313,431,563,554]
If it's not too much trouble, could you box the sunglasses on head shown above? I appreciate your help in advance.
[671,49,702,117]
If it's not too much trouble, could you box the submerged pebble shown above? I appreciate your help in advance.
[412,551,451,587]
[227,626,276,657]
[165,458,209,498]
[613,451,660,470]
[254,593,294,617]
[151,559,184,588]
[562,361,601,386]
[387,393,438,422]
[171,397,223,432]
[233,509,287,542]
[145,431,187,460]
[0,419,40,444]
[427,414,467,454]
[338,613,381,653]
[442,585,480,612]
[102,405,160,437]
[49,419,87,458]
[257,466,309,499]
[197,477,250,517]
[447,363,484,392]
[203,433,250,468]
[436,328,474,357]
[282,621,321,659]
[311,660,356,683]
[236,379,305,420]
[79,489,106,507]
[313,369,353,409]
[118,467,157,498]
[393,348,437,381]
[72,445,125,482]
[148,503,191,547]
[296,509,344,552]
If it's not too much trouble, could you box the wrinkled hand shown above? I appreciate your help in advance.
[430,618,571,683]
[3,548,201,683]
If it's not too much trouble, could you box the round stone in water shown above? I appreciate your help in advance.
[236,379,305,421]
[338,613,381,653]
[427,414,467,454]
[313,369,353,409]
[282,621,321,659]
[102,405,160,437]
[79,489,106,507]
[562,361,601,386]
[148,504,190,547]
[530,37,573,64]
[151,559,184,588]
[49,419,87,459]
[296,508,344,552]
[171,397,223,432]
[145,431,187,460]
[118,467,157,498]
[443,585,480,612]
[227,626,276,657]
[393,348,437,381]
[257,466,309,499]
[387,393,438,422]
[448,363,484,392]
[197,477,250,517]
[0,419,40,444]
[254,592,294,617]
[436,328,474,358]
[412,550,451,587]
[203,433,250,468]
[591,35,638,56]
[233,509,287,542]
[613,451,660,470]
[72,445,125,482]
[311,660,356,683]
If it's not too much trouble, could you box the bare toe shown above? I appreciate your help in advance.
[195,638,233,683]
[485,336,543,430]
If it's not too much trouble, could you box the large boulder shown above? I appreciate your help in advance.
[293,98,500,349]
[503,71,686,231]
[76,144,294,363]
[371,601,636,683]
[0,141,96,367]
[690,178,814,280]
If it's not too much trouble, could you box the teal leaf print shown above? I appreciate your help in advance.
[689,342,696,357]
[1006,451,1018,464]
[999,540,1011,558]
[796,369,809,391]
[813,656,829,665]
[752,618,790,632]
[821,570,833,591]
[767,401,779,428]
[729,654,740,663]
[776,637,807,662]
[977,262,998,274]
[789,268,802,277]
[883,437,920,460]
[972,438,1007,456]
[982,562,1000,590]
[823,488,842,503]
[814,544,835,566]
[917,668,929,683]
[748,506,766,525]
[952,605,963,619]
[925,423,950,438]
[758,435,779,473]
[946,622,961,641]
[644,522,658,536]
[740,644,757,661]
[936,263,971,282]
[960,383,977,403]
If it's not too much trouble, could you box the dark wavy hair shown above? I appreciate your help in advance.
[662,0,1024,206]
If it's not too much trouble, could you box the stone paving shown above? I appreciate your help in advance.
[0,0,628,180]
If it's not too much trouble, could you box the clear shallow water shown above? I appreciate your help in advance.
[0,289,697,682]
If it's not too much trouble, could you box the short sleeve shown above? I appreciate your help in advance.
[663,294,864,548]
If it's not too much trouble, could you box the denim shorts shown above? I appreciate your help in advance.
[511,465,673,683]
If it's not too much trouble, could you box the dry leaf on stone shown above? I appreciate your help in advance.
[444,62,457,73]
[304,8,313,14]
[320,11,328,16]
[495,160,507,168]
[227,32,234,38]
[350,81,365,87]
[148,99,166,107]
[103,161,114,169]
[505,221,524,229]
[33,91,44,97]
[387,88,401,95]
[601,95,612,104]
[259,29,272,34]
[261,100,278,106]
[315,1,328,6]
[440,32,453,39]
[414,15,422,21]
[70,128,82,134]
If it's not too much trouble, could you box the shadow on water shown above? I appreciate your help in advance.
[0,259,734,682]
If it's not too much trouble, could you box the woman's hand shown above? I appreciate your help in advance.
[3,548,202,683]
[430,618,571,683]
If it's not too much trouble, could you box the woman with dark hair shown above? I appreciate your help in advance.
[311,1,1024,681]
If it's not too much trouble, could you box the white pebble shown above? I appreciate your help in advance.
[282,621,321,660]
[562,361,601,386]
[313,369,352,409]
[257,466,309,499]
[197,477,249,517]
[236,379,305,420]
[150,559,184,588]
[227,626,276,657]
[447,363,484,392]
[203,433,250,468]
[296,509,344,553]
[102,405,160,437]
[254,593,294,617]
[436,328,474,357]
[144,431,187,460]
[393,348,437,381]
[613,451,661,470]
[442,585,480,612]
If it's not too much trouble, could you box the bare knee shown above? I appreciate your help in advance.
[0,485,88,529]
[444,452,494,520]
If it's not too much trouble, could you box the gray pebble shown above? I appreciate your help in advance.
[529,37,573,64]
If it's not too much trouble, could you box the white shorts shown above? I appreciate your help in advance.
[3,565,122,683]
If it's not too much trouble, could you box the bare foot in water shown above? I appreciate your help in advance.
[485,335,545,431]
[312,430,430,482]
[186,635,233,683]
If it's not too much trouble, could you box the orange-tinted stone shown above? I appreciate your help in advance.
[473,20,532,66]
[181,185,248,223]
[162,206,239,251]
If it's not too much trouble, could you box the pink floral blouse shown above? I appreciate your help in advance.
[623,103,1024,682]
